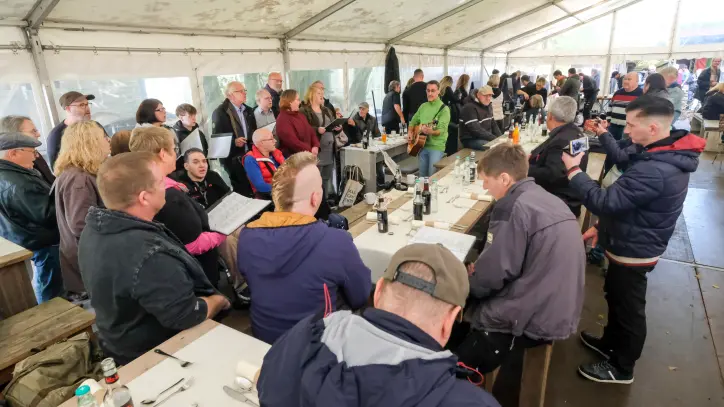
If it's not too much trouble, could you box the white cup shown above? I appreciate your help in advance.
[406,174,415,185]
[364,193,377,205]
[391,131,398,137]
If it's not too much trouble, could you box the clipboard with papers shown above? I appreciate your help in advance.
[206,192,271,235]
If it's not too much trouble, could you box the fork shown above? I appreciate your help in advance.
[154,349,192,367]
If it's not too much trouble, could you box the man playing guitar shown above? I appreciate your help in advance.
[407,80,451,177]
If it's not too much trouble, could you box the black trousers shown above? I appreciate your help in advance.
[445,124,460,156]
[449,322,550,374]
[603,262,652,374]
[495,119,506,133]
[582,89,599,121]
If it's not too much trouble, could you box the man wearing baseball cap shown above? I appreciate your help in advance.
[257,243,500,407]
[46,91,104,168]
[0,132,63,303]
[458,85,502,151]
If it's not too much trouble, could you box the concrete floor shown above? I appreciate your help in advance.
[219,152,724,406]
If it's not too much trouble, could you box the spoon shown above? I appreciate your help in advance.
[154,378,194,407]
[140,378,184,404]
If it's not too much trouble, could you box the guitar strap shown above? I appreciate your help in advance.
[431,104,448,126]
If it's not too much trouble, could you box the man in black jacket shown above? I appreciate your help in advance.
[211,81,257,196]
[562,96,706,384]
[458,86,502,150]
[0,132,63,304]
[179,148,230,209]
[402,69,428,122]
[529,96,588,217]
[79,152,230,364]
[580,72,599,121]
[560,68,582,102]
[264,72,283,117]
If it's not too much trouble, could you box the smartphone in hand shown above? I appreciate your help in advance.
[564,136,590,156]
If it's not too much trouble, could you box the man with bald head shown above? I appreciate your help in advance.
[606,71,643,140]
[265,72,283,117]
[212,80,257,196]
[236,152,371,343]
[242,128,285,199]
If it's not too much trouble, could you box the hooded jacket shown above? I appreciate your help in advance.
[0,160,58,251]
[172,121,208,155]
[236,212,371,344]
[258,308,501,407]
[568,130,706,265]
[468,179,585,341]
[78,207,215,365]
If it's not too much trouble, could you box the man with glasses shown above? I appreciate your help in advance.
[265,72,283,117]
[458,86,502,151]
[212,81,257,196]
[408,80,450,177]
[242,128,285,199]
[0,132,63,304]
[47,91,106,168]
[254,89,277,146]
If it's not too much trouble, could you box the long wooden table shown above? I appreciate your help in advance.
[0,297,95,385]
[0,237,36,318]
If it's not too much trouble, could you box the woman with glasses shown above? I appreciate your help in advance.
[0,115,54,184]
[136,98,181,170]
[54,121,110,301]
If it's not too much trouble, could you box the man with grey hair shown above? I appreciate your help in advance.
[0,132,63,304]
[254,88,277,146]
[458,86,502,150]
[257,243,500,406]
[211,81,257,196]
[528,96,588,216]
[660,66,685,124]
[606,71,643,140]
[242,128,285,199]
[265,72,283,116]
[382,80,405,133]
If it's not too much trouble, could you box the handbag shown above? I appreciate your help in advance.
[338,165,365,208]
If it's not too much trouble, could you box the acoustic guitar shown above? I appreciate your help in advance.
[407,104,448,157]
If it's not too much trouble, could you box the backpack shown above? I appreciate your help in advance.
[2,333,102,407]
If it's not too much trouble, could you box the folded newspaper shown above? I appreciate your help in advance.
[206,192,271,235]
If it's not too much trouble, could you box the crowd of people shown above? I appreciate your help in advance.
[0,58,714,406]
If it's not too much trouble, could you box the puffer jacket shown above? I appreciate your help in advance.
[258,308,501,407]
[468,178,585,341]
[0,160,58,251]
[458,99,502,142]
[569,130,706,266]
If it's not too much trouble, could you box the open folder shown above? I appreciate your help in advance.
[206,192,271,235]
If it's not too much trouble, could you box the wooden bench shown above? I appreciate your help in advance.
[434,148,482,170]
[0,297,95,385]
[485,343,554,407]
[0,237,36,319]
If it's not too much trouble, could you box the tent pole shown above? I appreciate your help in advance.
[602,11,617,96]
[443,49,449,76]
[668,0,683,59]
[505,53,509,74]
[281,39,291,86]
[343,60,350,113]
[480,51,485,85]
[25,29,59,127]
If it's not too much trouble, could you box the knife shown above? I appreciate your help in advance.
[223,385,259,406]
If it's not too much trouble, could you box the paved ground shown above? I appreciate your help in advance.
[220,152,724,406]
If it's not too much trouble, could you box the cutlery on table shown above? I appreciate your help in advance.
[154,349,192,367]
[223,385,259,406]
[140,377,185,404]
[154,377,194,407]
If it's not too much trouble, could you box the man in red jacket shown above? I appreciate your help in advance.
[243,128,285,199]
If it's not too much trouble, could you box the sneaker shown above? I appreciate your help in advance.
[580,331,612,360]
[578,360,634,384]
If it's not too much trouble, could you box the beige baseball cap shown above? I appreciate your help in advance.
[383,243,469,308]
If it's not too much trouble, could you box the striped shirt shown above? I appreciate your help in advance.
[606,87,643,127]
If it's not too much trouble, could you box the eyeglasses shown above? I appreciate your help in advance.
[232,89,248,94]
[14,148,35,154]
[155,107,167,113]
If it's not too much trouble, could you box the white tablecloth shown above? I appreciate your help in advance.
[125,325,270,406]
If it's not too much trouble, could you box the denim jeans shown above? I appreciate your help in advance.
[461,139,488,151]
[31,245,63,303]
[418,148,445,178]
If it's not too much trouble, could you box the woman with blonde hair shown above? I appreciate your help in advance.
[300,85,342,200]
[54,120,110,299]
[487,74,505,131]
[454,74,471,104]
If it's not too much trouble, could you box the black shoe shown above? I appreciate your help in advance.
[578,360,634,384]
[580,331,612,360]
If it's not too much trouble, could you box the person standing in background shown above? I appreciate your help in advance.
[580,72,599,121]
[275,90,319,157]
[660,67,685,124]
[173,103,208,156]
[488,74,505,131]
[300,86,342,201]
[403,69,428,122]
[265,72,283,117]
[440,76,460,156]
[381,80,405,134]
[606,72,642,140]
[454,74,471,107]
[54,121,109,301]
[409,81,450,177]
[254,89,278,146]
[47,91,107,168]
[696,58,721,103]
[0,115,54,185]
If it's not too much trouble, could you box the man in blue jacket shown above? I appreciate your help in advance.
[257,243,501,407]
[237,151,371,344]
[562,95,706,384]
